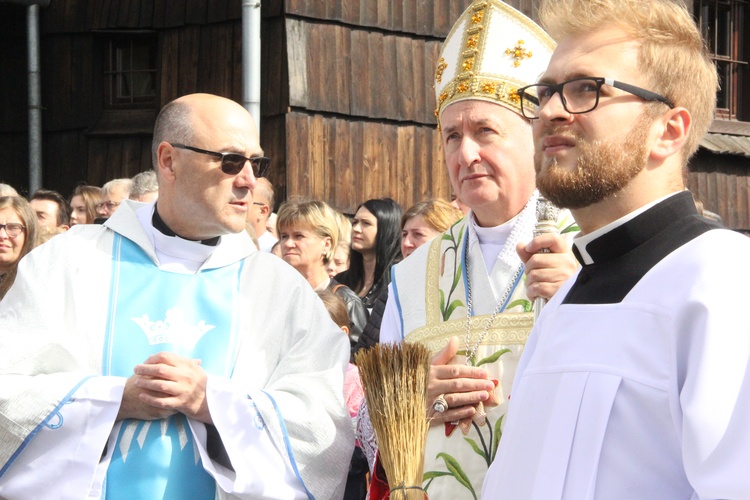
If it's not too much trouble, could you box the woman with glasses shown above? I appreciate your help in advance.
[69,185,103,226]
[335,198,402,311]
[0,196,38,300]
[276,198,368,350]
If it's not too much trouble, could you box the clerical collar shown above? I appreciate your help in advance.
[572,191,693,266]
[152,205,220,246]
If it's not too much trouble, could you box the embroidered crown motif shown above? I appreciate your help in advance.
[131,307,215,349]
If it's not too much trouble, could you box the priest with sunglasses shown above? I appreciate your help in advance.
[0,93,354,499]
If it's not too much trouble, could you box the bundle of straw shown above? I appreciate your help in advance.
[355,342,431,500]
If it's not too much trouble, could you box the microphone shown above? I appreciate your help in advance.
[533,196,560,321]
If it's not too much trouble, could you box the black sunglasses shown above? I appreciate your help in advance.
[171,143,270,177]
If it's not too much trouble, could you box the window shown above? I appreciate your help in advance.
[103,34,158,109]
[696,0,748,120]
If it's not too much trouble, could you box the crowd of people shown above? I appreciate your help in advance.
[1,0,749,498]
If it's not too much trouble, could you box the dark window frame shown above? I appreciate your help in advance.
[696,0,748,121]
[102,33,159,110]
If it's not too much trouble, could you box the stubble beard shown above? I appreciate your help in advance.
[535,114,652,210]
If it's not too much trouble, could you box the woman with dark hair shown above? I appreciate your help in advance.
[352,198,464,356]
[0,196,38,300]
[335,198,402,310]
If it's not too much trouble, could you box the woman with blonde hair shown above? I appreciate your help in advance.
[0,196,39,300]
[277,198,368,349]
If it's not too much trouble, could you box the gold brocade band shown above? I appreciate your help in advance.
[405,313,533,354]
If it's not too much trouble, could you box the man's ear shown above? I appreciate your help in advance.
[260,204,271,216]
[157,142,177,183]
[650,107,691,162]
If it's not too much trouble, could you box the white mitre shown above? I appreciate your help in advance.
[434,0,555,125]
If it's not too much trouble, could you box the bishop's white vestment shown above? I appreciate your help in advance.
[376,194,576,499]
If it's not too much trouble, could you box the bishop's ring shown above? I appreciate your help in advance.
[432,394,448,413]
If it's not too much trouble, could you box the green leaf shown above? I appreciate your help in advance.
[476,348,511,367]
[464,437,487,461]
[507,298,532,312]
[442,232,455,241]
[491,414,504,462]
[444,299,464,320]
[451,264,462,292]
[423,471,453,480]
[561,223,579,234]
[436,452,477,499]
[439,289,446,317]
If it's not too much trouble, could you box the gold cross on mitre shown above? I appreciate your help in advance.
[505,40,532,67]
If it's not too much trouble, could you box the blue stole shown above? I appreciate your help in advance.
[102,235,243,499]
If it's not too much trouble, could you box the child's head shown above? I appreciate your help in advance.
[316,290,350,336]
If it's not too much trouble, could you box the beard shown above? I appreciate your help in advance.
[534,113,653,210]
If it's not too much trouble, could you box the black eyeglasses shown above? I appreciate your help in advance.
[517,77,675,119]
[0,223,25,238]
[171,143,270,177]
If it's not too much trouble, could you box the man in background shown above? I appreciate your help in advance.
[247,177,278,252]
[29,188,70,237]
[96,178,132,220]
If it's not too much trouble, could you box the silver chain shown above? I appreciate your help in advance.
[464,254,524,365]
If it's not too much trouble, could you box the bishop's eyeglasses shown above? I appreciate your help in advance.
[171,143,270,178]
[517,77,675,120]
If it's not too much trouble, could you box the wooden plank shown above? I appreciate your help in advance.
[416,0,433,36]
[390,0,404,32]
[163,0,186,27]
[286,18,309,109]
[395,37,416,121]
[726,170,738,228]
[333,117,355,211]
[423,40,441,124]
[396,125,413,205]
[381,34,398,119]
[367,32,386,118]
[402,0,417,34]
[152,0,166,28]
[124,0,142,28]
[361,0,378,28]
[341,0,360,25]
[197,23,233,95]
[177,25,200,96]
[349,29,370,117]
[159,30,180,103]
[139,0,155,27]
[307,113,324,196]
[262,18,288,116]
[231,20,243,103]
[185,0,208,25]
[377,0,391,30]
[305,22,324,111]
[327,0,344,23]
[333,24,351,115]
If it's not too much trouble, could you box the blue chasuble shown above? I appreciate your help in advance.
[102,235,243,499]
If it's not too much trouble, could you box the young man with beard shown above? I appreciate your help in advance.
[483,0,750,498]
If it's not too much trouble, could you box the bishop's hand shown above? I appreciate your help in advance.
[427,337,495,427]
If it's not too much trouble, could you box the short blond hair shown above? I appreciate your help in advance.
[401,198,464,232]
[276,198,339,263]
[539,0,717,161]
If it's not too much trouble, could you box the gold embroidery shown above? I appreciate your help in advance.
[466,34,479,49]
[505,40,533,67]
[481,82,496,94]
[462,57,475,72]
[471,11,484,25]
[435,58,448,84]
